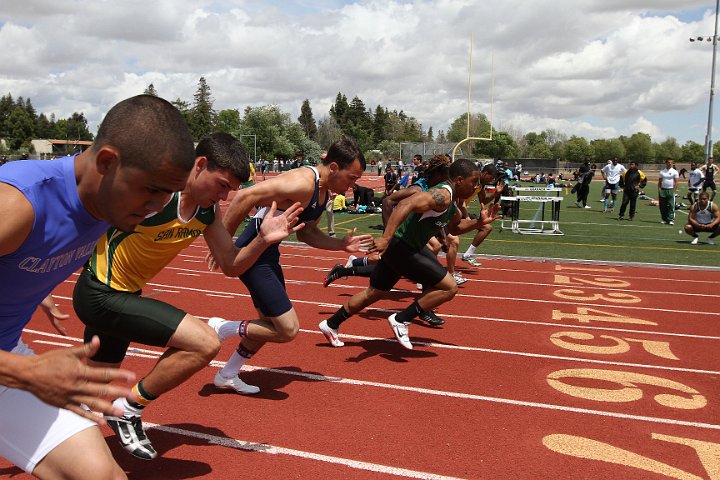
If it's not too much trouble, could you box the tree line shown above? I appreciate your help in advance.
[1,78,714,164]
[0,94,93,152]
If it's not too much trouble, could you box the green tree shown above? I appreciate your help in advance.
[590,138,625,162]
[190,77,215,141]
[298,99,318,140]
[4,106,34,149]
[447,113,491,143]
[35,113,56,138]
[316,116,343,150]
[143,83,158,96]
[563,135,593,163]
[426,126,434,142]
[172,98,192,128]
[215,109,242,136]
[0,93,14,138]
[23,98,37,121]
[373,105,388,142]
[654,137,682,163]
[680,140,705,164]
[329,92,350,129]
[528,142,553,159]
[476,131,518,159]
[377,139,400,160]
[623,133,654,164]
[240,105,302,160]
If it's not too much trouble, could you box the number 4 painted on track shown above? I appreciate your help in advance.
[552,307,657,326]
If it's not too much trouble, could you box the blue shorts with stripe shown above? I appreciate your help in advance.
[235,218,292,318]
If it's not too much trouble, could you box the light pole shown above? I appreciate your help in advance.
[690,0,720,161]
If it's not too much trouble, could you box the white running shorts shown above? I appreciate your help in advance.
[0,341,96,474]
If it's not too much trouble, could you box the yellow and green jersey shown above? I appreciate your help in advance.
[86,192,215,292]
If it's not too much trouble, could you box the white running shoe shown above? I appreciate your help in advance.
[691,237,699,245]
[344,255,357,268]
[208,317,236,342]
[584,205,592,209]
[213,372,260,395]
[416,283,423,290]
[462,256,481,267]
[387,313,413,350]
[709,237,716,245]
[452,273,467,285]
[105,411,157,460]
[318,320,344,347]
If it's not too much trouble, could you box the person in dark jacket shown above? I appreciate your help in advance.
[618,161,647,221]
[574,162,594,208]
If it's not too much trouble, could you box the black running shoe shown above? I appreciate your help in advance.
[323,264,346,287]
[419,310,445,326]
[105,413,157,460]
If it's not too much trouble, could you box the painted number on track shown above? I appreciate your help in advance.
[546,368,706,409]
[543,433,720,480]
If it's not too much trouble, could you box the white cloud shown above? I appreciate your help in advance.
[0,0,716,145]
[628,116,664,139]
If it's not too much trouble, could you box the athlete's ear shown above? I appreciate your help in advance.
[95,146,121,174]
[195,156,208,173]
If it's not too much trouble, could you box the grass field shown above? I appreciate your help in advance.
[305,180,720,268]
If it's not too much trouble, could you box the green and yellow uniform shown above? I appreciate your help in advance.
[87,191,215,292]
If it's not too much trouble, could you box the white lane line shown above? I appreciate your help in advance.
[25,331,720,432]
[48,290,720,342]
[146,423,465,480]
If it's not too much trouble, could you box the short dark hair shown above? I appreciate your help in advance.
[323,136,366,170]
[450,158,479,178]
[481,163,498,177]
[94,95,195,172]
[196,132,249,182]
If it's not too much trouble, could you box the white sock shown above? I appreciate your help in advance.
[464,245,477,258]
[114,397,143,416]
[219,351,249,378]
[217,320,241,339]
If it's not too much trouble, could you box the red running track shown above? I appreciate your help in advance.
[2,241,720,479]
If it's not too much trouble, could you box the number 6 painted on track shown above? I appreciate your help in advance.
[546,368,706,409]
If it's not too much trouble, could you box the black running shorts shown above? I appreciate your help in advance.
[370,237,448,291]
[73,269,186,363]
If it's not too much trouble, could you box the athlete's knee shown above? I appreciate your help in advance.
[275,323,299,343]
[189,321,221,360]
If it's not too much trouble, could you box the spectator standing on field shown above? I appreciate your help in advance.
[701,157,717,202]
[600,157,626,213]
[658,158,680,225]
[617,161,646,221]
[687,162,705,204]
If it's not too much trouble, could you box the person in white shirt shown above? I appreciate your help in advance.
[687,162,705,204]
[600,158,626,213]
[685,191,720,244]
[658,158,680,224]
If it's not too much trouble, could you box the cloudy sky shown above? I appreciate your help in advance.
[0,0,717,145]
